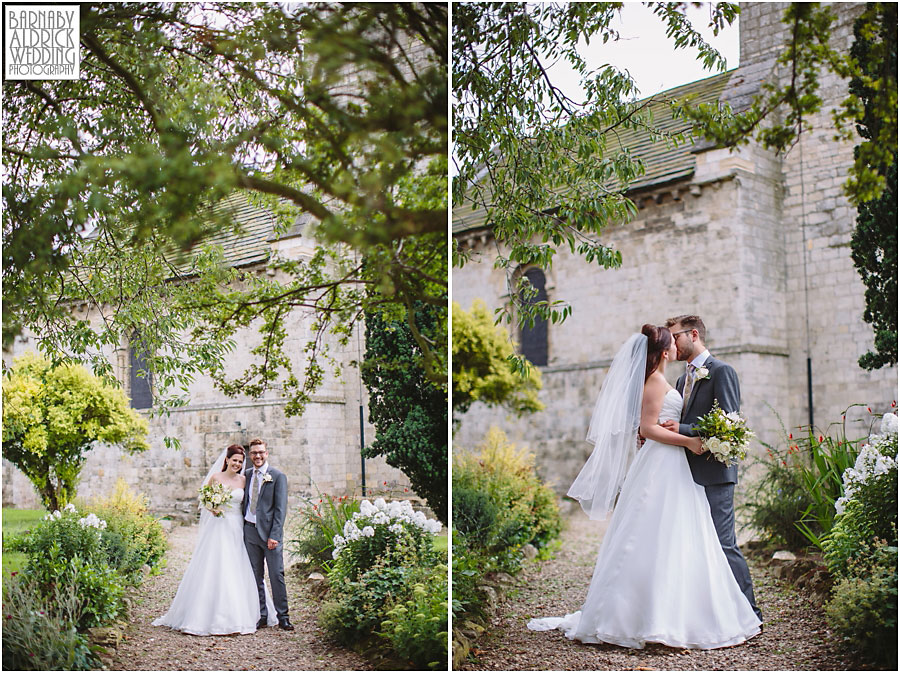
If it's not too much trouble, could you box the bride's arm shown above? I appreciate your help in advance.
[639,377,702,452]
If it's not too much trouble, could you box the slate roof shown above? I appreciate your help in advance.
[198,193,277,270]
[452,70,734,235]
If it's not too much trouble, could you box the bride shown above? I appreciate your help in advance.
[528,325,761,649]
[153,444,277,635]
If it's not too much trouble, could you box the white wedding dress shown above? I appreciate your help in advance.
[528,388,761,649]
[153,488,277,635]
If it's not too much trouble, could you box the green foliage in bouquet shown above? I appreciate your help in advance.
[695,400,753,464]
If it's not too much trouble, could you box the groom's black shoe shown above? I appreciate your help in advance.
[278,617,295,631]
[256,618,268,629]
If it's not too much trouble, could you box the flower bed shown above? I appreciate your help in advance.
[291,495,447,669]
[2,483,167,670]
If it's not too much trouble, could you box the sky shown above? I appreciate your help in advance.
[545,2,741,102]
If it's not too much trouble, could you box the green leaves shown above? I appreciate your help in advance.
[3,3,447,418]
[2,352,150,510]
[453,2,737,331]
[451,300,543,419]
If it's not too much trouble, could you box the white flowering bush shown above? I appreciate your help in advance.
[330,498,442,584]
[825,412,898,579]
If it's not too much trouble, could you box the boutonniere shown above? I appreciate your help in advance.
[262,473,273,484]
[695,366,710,381]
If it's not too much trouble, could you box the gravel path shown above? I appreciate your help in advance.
[106,523,369,671]
[459,514,854,671]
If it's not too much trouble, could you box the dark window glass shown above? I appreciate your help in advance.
[519,268,548,366]
[129,334,153,409]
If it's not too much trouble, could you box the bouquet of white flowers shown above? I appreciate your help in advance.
[695,400,755,465]
[198,482,231,516]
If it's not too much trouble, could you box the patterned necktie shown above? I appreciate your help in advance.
[681,363,697,419]
[250,469,261,515]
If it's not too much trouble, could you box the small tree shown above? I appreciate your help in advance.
[2,352,150,511]
[452,300,543,420]
[362,303,447,522]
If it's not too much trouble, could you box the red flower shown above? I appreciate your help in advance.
[318,499,322,503]
[5,615,11,620]
[383,481,387,486]
[867,407,872,413]
[818,435,824,442]
[10,572,17,577]
[782,460,787,466]
[404,487,409,493]
[892,400,896,407]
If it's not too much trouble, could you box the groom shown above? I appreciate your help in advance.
[661,315,762,622]
[242,438,294,630]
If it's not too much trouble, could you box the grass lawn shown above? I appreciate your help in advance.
[2,508,44,576]
[433,531,448,553]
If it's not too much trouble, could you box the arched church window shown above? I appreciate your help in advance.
[129,332,153,409]
[519,268,548,366]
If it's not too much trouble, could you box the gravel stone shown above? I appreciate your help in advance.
[106,524,370,671]
[457,514,855,671]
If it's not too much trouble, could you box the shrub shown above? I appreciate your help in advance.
[89,480,168,582]
[825,540,898,669]
[289,490,360,569]
[740,407,870,549]
[19,507,126,629]
[1,573,99,670]
[378,563,448,669]
[320,559,415,645]
[329,498,441,585]
[450,529,486,620]
[453,427,561,570]
[452,485,498,548]
[824,419,898,578]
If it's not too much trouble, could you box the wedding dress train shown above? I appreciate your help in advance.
[153,488,277,635]
[528,388,761,649]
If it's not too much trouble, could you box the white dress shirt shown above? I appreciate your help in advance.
[243,462,269,524]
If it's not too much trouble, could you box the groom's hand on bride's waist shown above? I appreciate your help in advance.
[660,420,679,433]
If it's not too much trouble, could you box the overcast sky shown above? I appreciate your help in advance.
[545,2,741,102]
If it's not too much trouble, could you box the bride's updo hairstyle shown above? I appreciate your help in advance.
[222,444,245,471]
[641,324,672,382]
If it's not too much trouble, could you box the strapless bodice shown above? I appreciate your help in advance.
[658,388,683,424]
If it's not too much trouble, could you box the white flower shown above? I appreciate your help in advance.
[63,503,76,513]
[362,526,375,537]
[881,412,898,437]
[78,513,107,529]
[425,520,443,534]
[52,510,62,519]
[373,497,387,511]
[359,500,376,517]
[261,473,273,483]
[725,411,742,423]
[388,523,405,535]
[332,534,345,549]
[695,366,710,381]
[332,548,340,560]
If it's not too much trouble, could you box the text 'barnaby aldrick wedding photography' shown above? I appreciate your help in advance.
[4,5,80,79]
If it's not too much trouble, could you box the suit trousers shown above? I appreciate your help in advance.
[243,521,289,619]
[703,483,762,621]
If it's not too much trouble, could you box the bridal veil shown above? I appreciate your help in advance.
[567,333,647,520]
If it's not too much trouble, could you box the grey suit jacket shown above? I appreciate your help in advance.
[241,466,288,544]
[676,355,740,486]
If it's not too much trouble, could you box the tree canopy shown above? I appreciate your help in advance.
[2,351,150,511]
[3,2,448,417]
